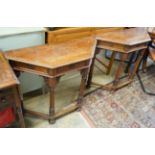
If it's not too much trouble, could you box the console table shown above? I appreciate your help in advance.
[87,28,151,90]
[5,37,96,123]
[0,52,25,127]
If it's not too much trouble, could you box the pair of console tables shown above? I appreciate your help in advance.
[4,27,151,125]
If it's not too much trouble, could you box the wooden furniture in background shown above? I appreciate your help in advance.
[148,28,155,61]
[87,28,151,90]
[149,48,155,61]
[137,28,155,95]
[5,37,96,123]
[47,27,124,75]
[0,52,25,127]
[47,27,124,44]
[142,28,155,71]
[148,27,155,40]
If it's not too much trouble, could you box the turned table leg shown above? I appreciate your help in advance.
[86,46,101,89]
[113,53,128,89]
[77,68,89,110]
[86,54,96,89]
[14,71,25,112]
[13,85,25,128]
[125,52,136,74]
[129,49,146,80]
[106,51,116,75]
[45,77,60,124]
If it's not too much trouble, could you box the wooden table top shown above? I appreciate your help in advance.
[5,37,96,69]
[96,28,151,46]
[0,52,19,90]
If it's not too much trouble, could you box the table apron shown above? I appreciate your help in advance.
[10,60,90,78]
[97,40,148,53]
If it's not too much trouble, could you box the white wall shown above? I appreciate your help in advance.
[0,27,46,93]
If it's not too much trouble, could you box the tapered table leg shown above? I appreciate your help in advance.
[13,85,25,128]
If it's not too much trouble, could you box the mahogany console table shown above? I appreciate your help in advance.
[5,37,96,123]
[0,52,25,127]
[87,28,151,90]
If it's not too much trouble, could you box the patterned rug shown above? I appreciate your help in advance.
[82,66,155,128]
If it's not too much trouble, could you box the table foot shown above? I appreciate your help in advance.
[86,84,91,89]
[49,119,56,124]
